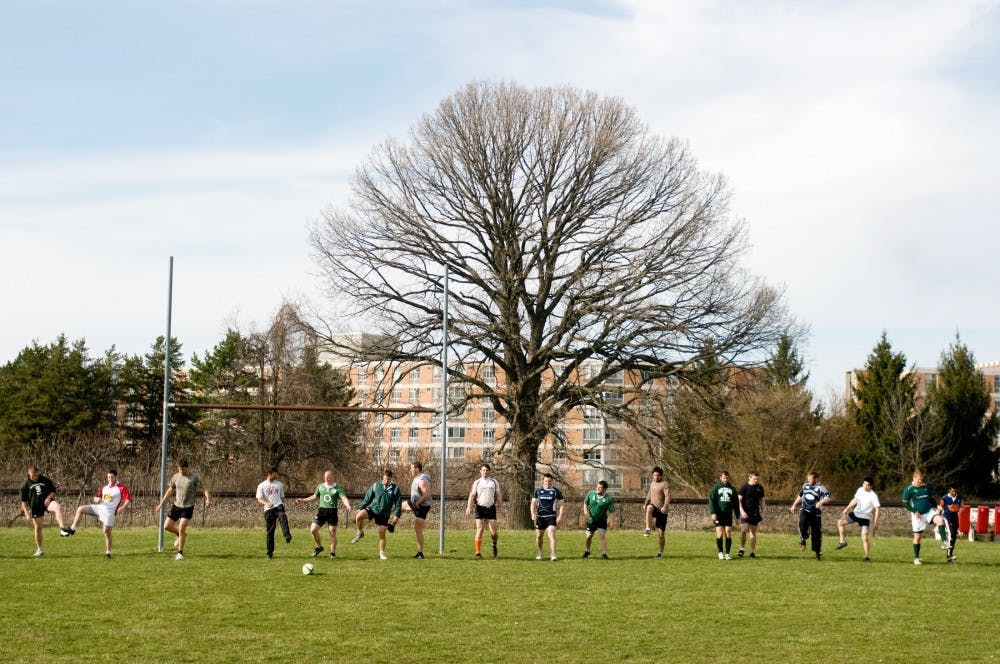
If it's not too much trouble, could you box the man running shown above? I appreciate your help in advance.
[155,459,211,560]
[531,473,564,560]
[835,477,880,562]
[296,469,351,558]
[708,471,738,560]
[737,471,765,558]
[400,462,432,559]
[582,480,616,559]
[643,467,670,558]
[902,469,951,565]
[466,464,503,559]
[20,466,67,557]
[789,471,830,560]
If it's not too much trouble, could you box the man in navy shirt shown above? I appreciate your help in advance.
[531,473,564,560]
[789,471,830,560]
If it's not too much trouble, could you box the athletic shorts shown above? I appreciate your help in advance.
[84,504,116,528]
[586,517,609,533]
[363,509,392,527]
[475,505,497,521]
[842,512,870,530]
[911,510,940,533]
[29,503,50,519]
[167,505,195,522]
[713,512,733,528]
[405,499,431,520]
[313,507,339,527]
[649,506,668,531]
[741,514,762,526]
[535,515,557,530]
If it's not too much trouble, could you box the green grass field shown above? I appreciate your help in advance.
[3,525,998,663]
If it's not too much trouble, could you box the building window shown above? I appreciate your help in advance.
[389,447,401,464]
[409,387,420,402]
[583,428,603,442]
[392,387,403,402]
[447,426,466,443]
[482,428,495,445]
[483,365,496,383]
[582,469,622,490]
[481,447,494,462]
[583,448,603,461]
[994,376,1000,392]
[482,407,495,423]
[925,373,937,390]
[605,370,624,385]
[409,428,419,442]
[357,366,367,385]
[410,369,420,384]
[390,428,401,441]
[447,446,465,459]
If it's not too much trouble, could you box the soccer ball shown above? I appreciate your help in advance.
[302,563,315,575]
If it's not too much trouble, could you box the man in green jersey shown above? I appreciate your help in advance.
[902,469,951,565]
[582,480,616,559]
[351,468,403,560]
[708,471,738,560]
[296,469,351,558]
[19,466,67,557]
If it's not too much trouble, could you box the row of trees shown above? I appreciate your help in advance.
[0,306,360,494]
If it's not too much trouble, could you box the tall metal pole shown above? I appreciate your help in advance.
[438,266,449,555]
[157,257,174,553]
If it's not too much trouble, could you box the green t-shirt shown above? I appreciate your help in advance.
[708,481,738,516]
[314,482,346,509]
[584,491,616,520]
[902,483,935,514]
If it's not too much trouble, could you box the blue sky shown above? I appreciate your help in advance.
[2,0,998,403]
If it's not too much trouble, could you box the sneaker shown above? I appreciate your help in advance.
[737,548,745,557]
[284,534,292,544]
[718,552,725,560]
[535,551,543,560]
[815,553,822,560]
[105,552,111,559]
[492,542,498,558]
[34,548,44,557]
[941,542,948,550]
[550,556,557,561]
[863,557,871,563]
[414,552,424,559]
[749,552,756,558]
[379,551,388,560]
[311,546,324,557]
[836,541,848,550]
[643,528,651,537]
[947,555,955,564]
[724,553,732,560]
[799,540,806,551]
[350,531,364,544]
[175,552,184,560]
[475,553,482,559]
[582,550,591,558]
[60,527,75,537]
[601,553,609,560]
[330,552,337,558]
[914,558,922,566]
[267,553,273,559]
[656,552,663,558]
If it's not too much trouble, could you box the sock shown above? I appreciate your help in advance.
[725,537,732,554]
[914,543,921,558]
[716,537,723,553]
[475,539,482,555]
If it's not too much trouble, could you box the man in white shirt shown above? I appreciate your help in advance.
[256,467,292,559]
[835,477,880,562]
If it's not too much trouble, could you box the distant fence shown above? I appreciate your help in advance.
[2,491,962,538]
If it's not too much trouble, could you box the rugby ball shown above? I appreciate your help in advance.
[302,563,315,575]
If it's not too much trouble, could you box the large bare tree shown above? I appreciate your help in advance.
[310,82,786,525]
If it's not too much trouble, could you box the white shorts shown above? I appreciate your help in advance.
[911,510,940,533]
[85,504,116,528]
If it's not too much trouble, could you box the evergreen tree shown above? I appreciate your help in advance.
[0,335,114,449]
[849,332,920,487]
[764,332,809,388]
[926,337,999,497]
[117,336,196,452]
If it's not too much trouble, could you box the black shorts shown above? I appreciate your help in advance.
[405,499,431,520]
[535,515,557,530]
[168,505,195,522]
[363,509,392,527]
[586,517,609,533]
[843,512,870,529]
[741,514,762,526]
[649,506,668,531]
[713,512,734,528]
[313,507,339,527]
[29,503,48,519]
[475,505,497,521]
